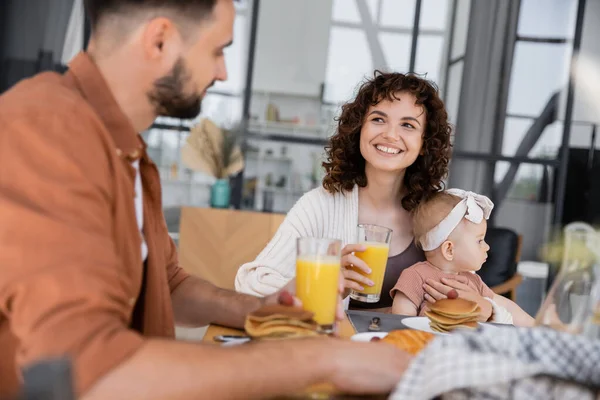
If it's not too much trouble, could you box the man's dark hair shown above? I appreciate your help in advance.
[84,0,219,31]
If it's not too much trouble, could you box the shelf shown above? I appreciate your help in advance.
[245,153,293,163]
[161,178,211,187]
[246,131,329,146]
[146,120,332,147]
[261,187,306,196]
[260,186,292,194]
[248,120,332,136]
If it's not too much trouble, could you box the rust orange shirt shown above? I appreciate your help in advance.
[0,52,190,396]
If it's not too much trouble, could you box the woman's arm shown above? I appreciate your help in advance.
[392,292,418,316]
[234,190,325,296]
[492,294,535,327]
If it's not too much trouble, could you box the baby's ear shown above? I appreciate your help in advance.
[441,240,454,261]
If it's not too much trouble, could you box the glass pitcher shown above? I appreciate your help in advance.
[535,222,600,339]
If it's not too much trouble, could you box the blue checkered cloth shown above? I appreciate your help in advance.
[389,325,600,400]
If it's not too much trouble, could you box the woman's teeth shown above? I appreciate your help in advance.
[376,145,401,154]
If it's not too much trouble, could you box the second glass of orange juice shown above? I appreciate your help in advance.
[296,237,342,333]
[350,224,392,303]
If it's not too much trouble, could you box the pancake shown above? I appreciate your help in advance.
[426,298,481,333]
[451,321,479,330]
[429,298,479,316]
[432,307,481,319]
[244,305,321,339]
[429,321,451,333]
[425,310,479,325]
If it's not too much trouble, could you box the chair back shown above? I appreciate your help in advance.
[480,227,521,287]
[178,207,285,290]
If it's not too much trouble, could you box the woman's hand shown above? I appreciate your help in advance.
[340,244,374,298]
[423,277,492,322]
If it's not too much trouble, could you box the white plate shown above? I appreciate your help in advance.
[219,337,251,346]
[351,332,388,342]
[401,316,497,335]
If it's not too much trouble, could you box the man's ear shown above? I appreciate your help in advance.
[141,17,182,62]
[441,240,454,261]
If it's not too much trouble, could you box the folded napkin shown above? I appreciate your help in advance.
[390,326,600,400]
[244,305,321,339]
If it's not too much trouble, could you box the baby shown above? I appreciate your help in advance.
[390,189,535,327]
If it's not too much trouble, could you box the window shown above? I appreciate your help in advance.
[324,0,449,104]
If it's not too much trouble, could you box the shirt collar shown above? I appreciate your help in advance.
[66,52,145,161]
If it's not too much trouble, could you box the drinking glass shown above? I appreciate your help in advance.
[296,237,342,333]
[349,224,393,303]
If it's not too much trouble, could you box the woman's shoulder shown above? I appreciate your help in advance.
[280,185,357,237]
[295,185,357,208]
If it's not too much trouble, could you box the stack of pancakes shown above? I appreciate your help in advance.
[425,298,481,333]
[381,330,435,355]
[244,305,321,339]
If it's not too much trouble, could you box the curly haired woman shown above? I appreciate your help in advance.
[236,71,481,312]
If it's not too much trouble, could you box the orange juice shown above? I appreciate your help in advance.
[352,242,390,295]
[296,255,341,326]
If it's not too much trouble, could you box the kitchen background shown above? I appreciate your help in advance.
[2,0,600,265]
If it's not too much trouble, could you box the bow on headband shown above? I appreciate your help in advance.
[420,189,494,251]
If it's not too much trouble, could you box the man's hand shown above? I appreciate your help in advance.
[423,277,492,322]
[263,279,301,307]
[263,275,347,331]
[328,340,413,394]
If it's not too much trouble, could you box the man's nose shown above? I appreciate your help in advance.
[216,58,228,82]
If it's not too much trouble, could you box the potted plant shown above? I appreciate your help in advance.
[181,119,244,208]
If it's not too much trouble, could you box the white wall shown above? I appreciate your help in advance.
[570,0,600,148]
[252,0,334,97]
[441,0,471,124]
[495,200,553,260]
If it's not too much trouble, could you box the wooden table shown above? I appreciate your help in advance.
[203,316,387,399]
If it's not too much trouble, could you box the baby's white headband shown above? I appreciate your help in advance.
[420,189,494,251]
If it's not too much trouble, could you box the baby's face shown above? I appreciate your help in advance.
[449,219,490,272]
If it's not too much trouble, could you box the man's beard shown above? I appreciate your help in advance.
[147,58,202,119]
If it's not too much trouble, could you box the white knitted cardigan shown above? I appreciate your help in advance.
[235,185,359,296]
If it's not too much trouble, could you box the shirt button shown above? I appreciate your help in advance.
[116,149,123,157]
[129,149,140,159]
[129,297,136,306]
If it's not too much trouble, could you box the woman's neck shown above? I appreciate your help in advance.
[359,164,406,209]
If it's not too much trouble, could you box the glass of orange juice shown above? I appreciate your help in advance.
[296,237,342,333]
[350,224,392,303]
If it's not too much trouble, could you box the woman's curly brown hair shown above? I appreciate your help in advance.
[322,70,452,211]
